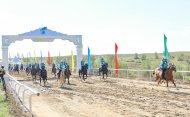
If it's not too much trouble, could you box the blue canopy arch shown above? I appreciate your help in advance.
[1,27,83,71]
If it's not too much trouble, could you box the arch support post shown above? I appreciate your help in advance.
[2,46,9,71]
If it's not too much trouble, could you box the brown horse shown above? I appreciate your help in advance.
[153,63,176,87]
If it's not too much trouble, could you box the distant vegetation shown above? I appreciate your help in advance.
[20,51,190,71]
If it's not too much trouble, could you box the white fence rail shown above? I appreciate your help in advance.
[89,68,190,81]
[5,73,40,117]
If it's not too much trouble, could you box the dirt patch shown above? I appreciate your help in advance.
[11,71,190,117]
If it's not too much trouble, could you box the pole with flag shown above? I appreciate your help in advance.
[17,53,21,59]
[40,51,43,63]
[34,51,37,63]
[29,52,31,62]
[71,50,75,72]
[115,43,119,76]
[22,53,24,59]
[47,51,51,66]
[88,47,91,74]
[164,34,169,61]
[59,51,61,62]
[27,52,28,63]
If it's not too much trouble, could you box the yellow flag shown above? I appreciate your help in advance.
[71,50,75,72]
[34,51,37,62]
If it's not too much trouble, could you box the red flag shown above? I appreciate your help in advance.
[115,43,118,75]
[47,51,51,66]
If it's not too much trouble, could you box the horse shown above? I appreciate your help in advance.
[40,68,47,86]
[79,63,88,81]
[101,63,108,80]
[31,65,37,82]
[57,68,65,87]
[13,64,19,74]
[26,66,31,76]
[51,64,57,77]
[35,64,41,77]
[20,64,24,71]
[8,64,13,74]
[64,66,71,84]
[153,63,177,87]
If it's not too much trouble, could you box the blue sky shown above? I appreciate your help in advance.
[0,0,190,58]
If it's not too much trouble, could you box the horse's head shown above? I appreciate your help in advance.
[168,63,176,72]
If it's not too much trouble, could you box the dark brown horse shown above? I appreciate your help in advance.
[153,63,176,87]
[51,66,57,77]
[31,65,37,82]
[79,64,88,81]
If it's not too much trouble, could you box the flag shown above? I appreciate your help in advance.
[164,34,169,61]
[27,52,29,63]
[71,50,75,72]
[88,47,91,73]
[29,52,31,59]
[22,53,24,59]
[47,51,51,66]
[40,51,42,63]
[17,53,21,59]
[115,43,119,75]
[34,51,37,62]
[59,51,61,62]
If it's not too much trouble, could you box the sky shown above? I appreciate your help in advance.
[0,0,190,58]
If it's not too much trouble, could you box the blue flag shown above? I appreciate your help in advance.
[88,47,91,73]
[22,53,24,59]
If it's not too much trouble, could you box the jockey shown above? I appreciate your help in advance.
[52,63,55,72]
[64,62,68,69]
[100,58,105,66]
[160,56,169,79]
[81,59,85,70]
[40,63,45,69]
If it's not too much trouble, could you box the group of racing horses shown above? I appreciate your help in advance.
[8,61,177,87]
[8,62,109,87]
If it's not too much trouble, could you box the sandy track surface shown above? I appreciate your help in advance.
[12,72,190,117]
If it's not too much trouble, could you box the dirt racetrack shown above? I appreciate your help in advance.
[12,71,190,117]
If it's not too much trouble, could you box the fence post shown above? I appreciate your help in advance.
[149,71,152,81]
[182,72,184,81]
[22,89,29,113]
[126,70,128,79]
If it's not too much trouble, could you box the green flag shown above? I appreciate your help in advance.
[164,34,169,61]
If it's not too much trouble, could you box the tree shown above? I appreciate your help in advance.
[141,54,146,60]
[134,53,139,59]
[154,52,159,59]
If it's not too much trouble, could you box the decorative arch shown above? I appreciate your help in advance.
[1,27,83,71]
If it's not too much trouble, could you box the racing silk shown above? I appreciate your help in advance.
[57,64,61,70]
[81,60,84,67]
[160,60,168,69]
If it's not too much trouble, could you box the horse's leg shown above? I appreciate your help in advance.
[166,80,169,87]
[83,73,85,81]
[171,79,176,87]
[157,78,161,86]
[68,76,70,84]
[40,77,41,85]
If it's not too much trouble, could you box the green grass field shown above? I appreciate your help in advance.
[0,84,9,117]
